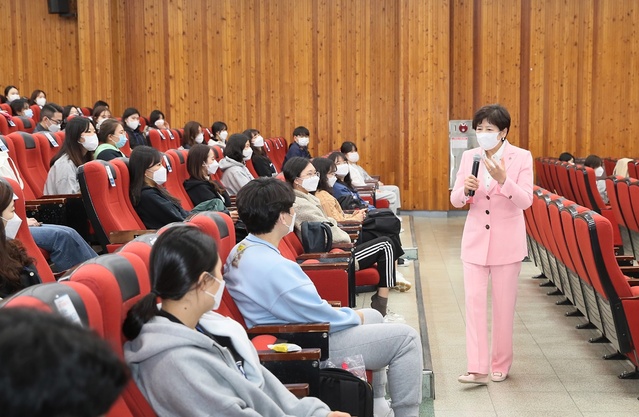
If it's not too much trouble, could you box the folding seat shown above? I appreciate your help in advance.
[531,190,564,291]
[0,113,10,135]
[625,181,639,259]
[268,137,286,171]
[80,107,91,116]
[628,160,638,180]
[263,139,279,170]
[118,233,157,270]
[606,176,635,257]
[555,162,576,201]
[0,102,11,114]
[165,149,189,185]
[245,158,259,178]
[566,164,588,207]
[77,159,149,253]
[160,152,193,210]
[29,104,41,123]
[5,131,51,197]
[11,116,35,133]
[146,129,170,152]
[33,131,63,168]
[574,210,639,367]
[547,196,578,304]
[119,133,132,157]
[166,129,180,149]
[0,280,135,417]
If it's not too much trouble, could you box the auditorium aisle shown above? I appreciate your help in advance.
[357,214,639,417]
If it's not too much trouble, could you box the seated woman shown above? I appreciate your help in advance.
[129,146,189,229]
[183,144,231,207]
[9,98,33,119]
[148,109,171,131]
[61,105,82,130]
[94,119,126,161]
[28,89,47,108]
[584,154,608,203]
[284,157,402,316]
[219,134,255,195]
[122,107,149,148]
[340,141,401,215]
[92,106,112,131]
[44,117,97,195]
[558,152,575,165]
[2,85,20,104]
[225,177,423,417]
[207,120,228,147]
[243,128,277,177]
[123,226,347,417]
[180,121,203,150]
[327,152,375,210]
[1,179,40,298]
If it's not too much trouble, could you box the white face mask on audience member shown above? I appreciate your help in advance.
[7,94,20,103]
[126,119,140,130]
[347,152,360,163]
[195,133,204,144]
[243,148,253,161]
[297,136,310,147]
[335,163,349,177]
[219,131,228,142]
[207,160,219,175]
[1,212,22,239]
[202,273,225,311]
[35,97,46,107]
[80,134,99,152]
[595,167,604,177]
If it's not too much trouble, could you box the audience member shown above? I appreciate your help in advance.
[219,133,255,195]
[244,128,277,177]
[95,118,126,161]
[327,152,374,210]
[2,85,20,104]
[613,157,633,178]
[181,121,203,150]
[93,100,110,110]
[9,98,32,119]
[148,109,170,130]
[558,152,575,164]
[183,144,231,207]
[129,146,189,228]
[0,308,128,417]
[44,117,96,195]
[92,105,112,131]
[225,177,423,417]
[207,121,228,147]
[122,107,149,148]
[61,105,81,130]
[28,89,46,107]
[123,226,347,417]
[341,141,401,215]
[34,103,63,133]
[584,154,608,203]
[283,125,311,164]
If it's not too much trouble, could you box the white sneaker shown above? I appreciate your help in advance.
[398,259,412,267]
[384,310,406,323]
[393,272,412,292]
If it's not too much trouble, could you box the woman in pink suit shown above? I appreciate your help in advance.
[450,104,533,385]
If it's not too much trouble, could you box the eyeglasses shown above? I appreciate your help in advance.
[300,171,319,179]
[48,118,62,125]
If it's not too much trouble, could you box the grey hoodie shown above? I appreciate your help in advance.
[219,157,254,195]
[124,313,332,417]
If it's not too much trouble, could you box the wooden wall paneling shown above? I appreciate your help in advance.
[525,0,547,160]
[165,0,186,128]
[399,0,450,210]
[575,0,594,158]
[202,0,230,129]
[450,0,476,120]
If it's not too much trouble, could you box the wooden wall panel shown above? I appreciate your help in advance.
[0,0,80,106]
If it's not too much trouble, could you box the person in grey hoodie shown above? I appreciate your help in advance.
[122,226,349,417]
[219,133,255,195]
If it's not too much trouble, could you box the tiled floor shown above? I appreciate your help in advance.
[356,214,639,417]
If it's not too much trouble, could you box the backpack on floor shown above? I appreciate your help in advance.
[318,368,374,417]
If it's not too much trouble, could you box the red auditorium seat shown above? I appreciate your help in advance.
[6,132,50,196]
[11,116,35,133]
[606,176,635,257]
[160,152,193,210]
[628,160,638,180]
[33,131,63,168]
[29,104,41,123]
[146,129,171,152]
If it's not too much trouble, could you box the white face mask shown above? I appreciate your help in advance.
[300,175,320,192]
[347,152,360,163]
[2,213,22,239]
[595,167,604,177]
[282,212,296,234]
[335,164,349,177]
[297,136,310,147]
[203,275,225,310]
[195,133,204,144]
[80,134,99,151]
[126,119,140,130]
[24,109,34,119]
[243,148,253,161]
[219,131,228,141]
[7,94,19,103]
[327,175,337,187]
[155,119,165,128]
[252,135,264,147]
[96,119,106,129]
[147,166,167,185]
[476,131,501,150]
[207,160,219,174]
[35,97,46,107]
[48,121,61,133]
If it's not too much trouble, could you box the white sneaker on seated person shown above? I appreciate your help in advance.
[393,271,412,292]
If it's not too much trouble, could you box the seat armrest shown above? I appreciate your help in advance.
[296,252,350,261]
[247,323,330,334]
[257,348,321,362]
[284,383,309,398]
[328,301,342,307]
[338,223,362,230]
[616,255,635,266]
[109,229,156,244]
[621,266,639,278]
[301,262,349,271]
[627,279,639,286]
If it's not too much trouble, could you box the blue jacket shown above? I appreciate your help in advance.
[283,142,311,165]
[331,181,374,210]
[223,234,361,333]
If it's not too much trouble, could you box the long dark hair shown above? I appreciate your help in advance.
[282,157,311,186]
[312,157,336,193]
[122,226,219,340]
[182,121,201,148]
[0,179,33,293]
[128,146,180,206]
[223,133,249,163]
[328,151,355,189]
[187,144,226,194]
[50,117,95,168]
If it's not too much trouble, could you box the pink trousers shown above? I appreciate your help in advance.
[463,261,521,375]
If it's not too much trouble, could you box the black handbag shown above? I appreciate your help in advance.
[319,368,373,417]
[301,221,333,253]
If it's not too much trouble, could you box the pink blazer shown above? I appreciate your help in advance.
[450,141,533,266]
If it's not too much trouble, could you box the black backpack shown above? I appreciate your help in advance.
[318,368,374,417]
[301,221,333,253]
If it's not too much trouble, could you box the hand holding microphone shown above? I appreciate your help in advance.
[465,154,481,197]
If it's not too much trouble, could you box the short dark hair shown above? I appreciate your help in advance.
[122,107,140,121]
[3,85,18,98]
[312,157,336,193]
[9,98,28,115]
[584,154,603,169]
[223,133,249,162]
[123,226,219,340]
[93,100,109,109]
[340,141,357,154]
[149,109,165,127]
[0,308,127,417]
[40,103,63,122]
[97,119,123,144]
[236,178,295,234]
[283,156,312,185]
[559,152,574,162]
[471,104,511,136]
[293,126,310,138]
[211,121,227,138]
[328,152,355,189]
[92,105,110,121]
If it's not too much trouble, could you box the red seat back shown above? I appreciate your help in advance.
[6,131,49,197]
[161,152,193,210]
[33,131,63,169]
[147,129,170,152]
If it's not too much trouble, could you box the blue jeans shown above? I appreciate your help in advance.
[29,225,98,271]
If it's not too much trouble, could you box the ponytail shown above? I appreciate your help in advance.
[122,292,159,340]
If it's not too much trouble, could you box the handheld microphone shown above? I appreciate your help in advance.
[468,154,481,197]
